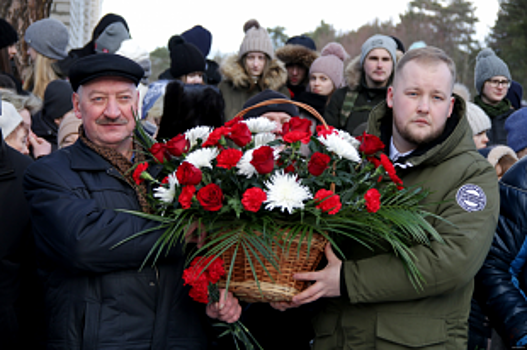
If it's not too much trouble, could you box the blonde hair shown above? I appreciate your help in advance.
[23,52,61,99]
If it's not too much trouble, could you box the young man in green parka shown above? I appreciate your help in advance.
[274,47,499,349]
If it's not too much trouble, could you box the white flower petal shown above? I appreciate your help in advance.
[185,126,213,148]
[264,170,312,214]
[243,117,277,134]
[336,129,361,149]
[153,172,178,204]
[253,132,276,148]
[236,148,257,178]
[185,148,219,169]
[318,133,361,162]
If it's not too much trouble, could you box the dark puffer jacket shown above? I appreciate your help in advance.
[23,139,207,350]
[475,157,527,348]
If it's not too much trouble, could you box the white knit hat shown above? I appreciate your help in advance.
[0,100,23,138]
[466,102,491,135]
[116,39,151,83]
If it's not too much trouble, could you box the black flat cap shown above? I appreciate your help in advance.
[68,53,144,91]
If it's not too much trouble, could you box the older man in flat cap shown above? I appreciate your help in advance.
[23,54,240,350]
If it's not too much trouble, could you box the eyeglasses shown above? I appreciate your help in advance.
[487,79,511,88]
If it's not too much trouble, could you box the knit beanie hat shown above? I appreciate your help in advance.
[409,41,427,50]
[0,18,18,50]
[42,80,74,124]
[309,42,349,89]
[285,35,316,51]
[92,13,129,41]
[181,25,212,58]
[506,80,523,110]
[242,90,298,119]
[238,20,274,60]
[466,102,491,136]
[116,39,151,84]
[360,34,397,67]
[95,22,130,54]
[0,100,23,138]
[57,111,82,148]
[24,18,69,60]
[474,48,511,95]
[505,107,527,153]
[168,36,205,79]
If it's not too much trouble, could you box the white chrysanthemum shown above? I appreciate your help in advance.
[243,117,277,134]
[336,129,361,149]
[185,126,213,148]
[236,148,257,178]
[318,133,361,162]
[253,132,276,148]
[185,147,219,169]
[264,170,312,214]
[153,172,178,204]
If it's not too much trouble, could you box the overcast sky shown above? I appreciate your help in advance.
[101,0,500,57]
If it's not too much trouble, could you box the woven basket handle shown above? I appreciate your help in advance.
[233,98,329,129]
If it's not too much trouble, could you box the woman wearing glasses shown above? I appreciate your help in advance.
[473,48,514,146]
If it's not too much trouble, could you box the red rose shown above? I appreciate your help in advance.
[284,163,295,173]
[149,143,168,163]
[241,187,267,212]
[364,188,381,213]
[308,152,331,176]
[380,154,404,189]
[316,124,336,137]
[166,134,189,157]
[132,162,149,185]
[224,115,244,127]
[176,162,202,186]
[283,130,312,144]
[250,146,275,174]
[197,183,223,211]
[357,132,385,156]
[283,116,312,133]
[314,189,341,215]
[178,185,196,209]
[228,122,252,147]
[202,126,231,148]
[216,148,243,169]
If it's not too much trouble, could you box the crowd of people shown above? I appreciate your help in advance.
[0,12,526,350]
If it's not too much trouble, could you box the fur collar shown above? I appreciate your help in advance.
[220,54,288,90]
[275,44,319,69]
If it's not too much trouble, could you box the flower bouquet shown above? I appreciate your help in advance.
[122,99,442,303]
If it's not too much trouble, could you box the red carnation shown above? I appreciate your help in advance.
[149,143,168,163]
[314,189,342,215]
[176,162,202,186]
[364,188,381,213]
[367,156,382,168]
[166,134,189,157]
[225,115,244,127]
[216,148,243,169]
[250,146,275,174]
[197,183,223,211]
[357,132,385,156]
[132,162,149,185]
[241,187,267,212]
[316,124,336,137]
[178,185,196,209]
[380,154,404,190]
[308,152,331,176]
[202,126,231,148]
[228,122,252,147]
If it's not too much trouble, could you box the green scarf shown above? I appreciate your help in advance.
[474,95,511,118]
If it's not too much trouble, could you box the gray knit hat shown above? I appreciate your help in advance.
[474,48,511,95]
[95,22,130,54]
[309,42,349,89]
[360,34,397,67]
[466,102,491,136]
[238,20,274,60]
[24,18,69,60]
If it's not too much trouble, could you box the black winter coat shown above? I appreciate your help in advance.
[0,133,45,349]
[475,157,527,348]
[23,139,207,350]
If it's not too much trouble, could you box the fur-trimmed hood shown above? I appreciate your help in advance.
[275,44,319,69]
[219,54,288,91]
[344,51,403,90]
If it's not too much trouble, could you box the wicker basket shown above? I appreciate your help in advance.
[218,231,328,302]
[216,99,331,303]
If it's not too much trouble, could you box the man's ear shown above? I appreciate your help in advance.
[447,96,455,119]
[386,86,394,108]
[72,92,82,120]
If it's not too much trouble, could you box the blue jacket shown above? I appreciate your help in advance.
[23,139,207,350]
[475,157,527,348]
